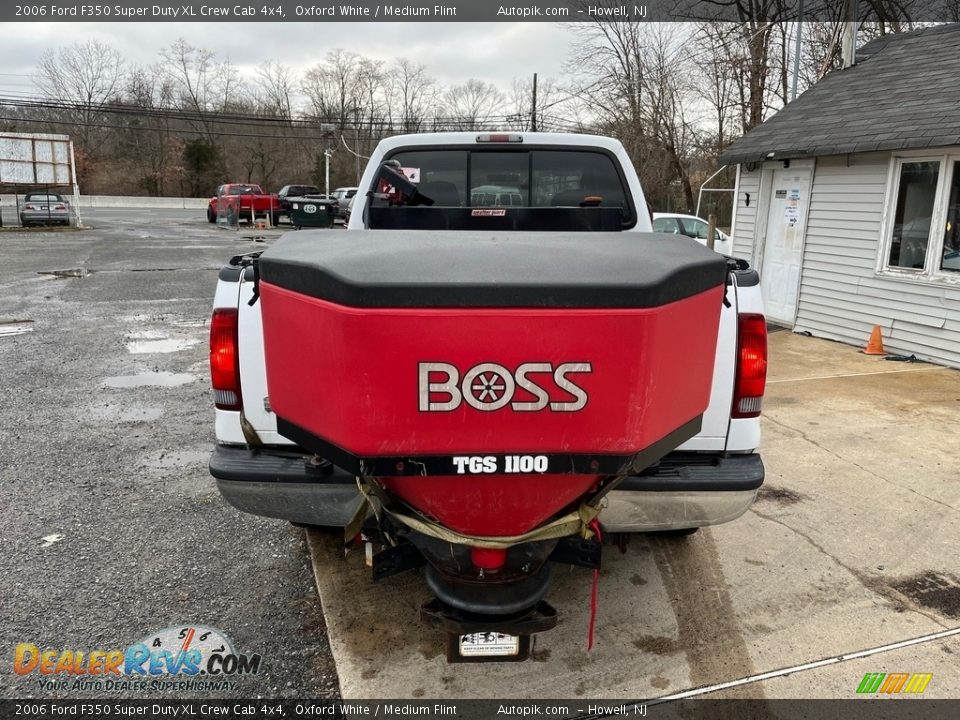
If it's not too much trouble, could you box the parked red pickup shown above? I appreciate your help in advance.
[207,184,281,225]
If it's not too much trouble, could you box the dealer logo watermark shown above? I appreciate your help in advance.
[856,672,933,695]
[14,625,261,693]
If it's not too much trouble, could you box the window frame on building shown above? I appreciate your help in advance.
[879,150,960,284]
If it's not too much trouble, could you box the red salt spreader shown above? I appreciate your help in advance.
[257,230,727,661]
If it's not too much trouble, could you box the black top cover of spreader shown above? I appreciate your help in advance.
[257,230,727,308]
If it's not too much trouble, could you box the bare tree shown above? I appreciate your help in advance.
[567,17,647,134]
[116,64,182,195]
[443,79,506,130]
[160,38,241,140]
[354,57,388,151]
[643,27,700,210]
[567,19,701,210]
[507,75,567,131]
[303,49,363,130]
[35,40,126,182]
[255,60,295,119]
[385,58,438,133]
[693,24,740,152]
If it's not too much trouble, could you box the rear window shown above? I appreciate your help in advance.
[227,185,260,195]
[371,148,634,229]
[25,193,63,202]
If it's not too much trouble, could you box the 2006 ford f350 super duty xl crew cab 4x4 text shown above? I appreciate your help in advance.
[208,132,767,662]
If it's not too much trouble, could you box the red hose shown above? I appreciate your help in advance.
[587,520,602,651]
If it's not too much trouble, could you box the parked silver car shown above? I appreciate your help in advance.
[20,192,71,227]
[330,186,358,219]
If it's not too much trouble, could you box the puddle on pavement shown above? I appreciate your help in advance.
[103,371,196,388]
[0,319,34,337]
[126,338,200,354]
[37,268,90,279]
[127,330,167,340]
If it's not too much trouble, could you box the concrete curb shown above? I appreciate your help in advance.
[0,194,208,209]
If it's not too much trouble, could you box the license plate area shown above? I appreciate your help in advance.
[446,632,530,663]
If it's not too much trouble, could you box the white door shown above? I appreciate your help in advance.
[760,169,810,325]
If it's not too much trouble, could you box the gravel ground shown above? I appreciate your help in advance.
[0,209,340,699]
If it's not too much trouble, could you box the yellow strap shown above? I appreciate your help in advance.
[345,476,605,550]
[239,410,263,448]
[342,477,379,547]
[386,503,603,549]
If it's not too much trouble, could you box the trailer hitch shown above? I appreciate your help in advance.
[371,541,425,582]
[548,535,602,570]
[420,597,557,663]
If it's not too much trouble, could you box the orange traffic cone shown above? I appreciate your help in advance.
[863,325,886,355]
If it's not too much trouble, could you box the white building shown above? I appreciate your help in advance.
[721,25,960,368]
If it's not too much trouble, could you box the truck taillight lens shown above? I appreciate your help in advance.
[733,313,767,418]
[210,308,242,411]
[476,133,523,143]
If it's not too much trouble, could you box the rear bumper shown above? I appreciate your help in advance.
[210,445,762,532]
[21,212,70,225]
[210,445,362,527]
[600,453,764,532]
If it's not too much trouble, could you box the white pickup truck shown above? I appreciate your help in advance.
[208,132,767,659]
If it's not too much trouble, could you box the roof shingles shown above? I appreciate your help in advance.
[719,25,960,165]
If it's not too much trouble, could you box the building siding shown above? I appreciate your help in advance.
[731,167,761,261]
[792,152,960,368]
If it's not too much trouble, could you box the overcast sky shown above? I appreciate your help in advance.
[0,22,575,98]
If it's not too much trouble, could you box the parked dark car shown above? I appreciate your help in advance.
[20,192,71,227]
[277,185,323,212]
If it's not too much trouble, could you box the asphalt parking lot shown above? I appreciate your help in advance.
[2,209,958,704]
[0,209,338,698]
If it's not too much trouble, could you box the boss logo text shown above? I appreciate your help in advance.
[418,362,592,412]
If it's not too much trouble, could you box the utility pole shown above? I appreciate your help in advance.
[323,149,332,198]
[530,73,538,132]
[841,0,859,68]
[790,0,804,101]
[355,123,361,184]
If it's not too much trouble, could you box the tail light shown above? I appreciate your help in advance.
[54,204,66,210]
[732,313,767,418]
[210,308,242,411]
[24,204,37,211]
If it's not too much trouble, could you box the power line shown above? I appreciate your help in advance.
[0,114,336,141]
[0,112,591,140]
[0,95,588,135]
